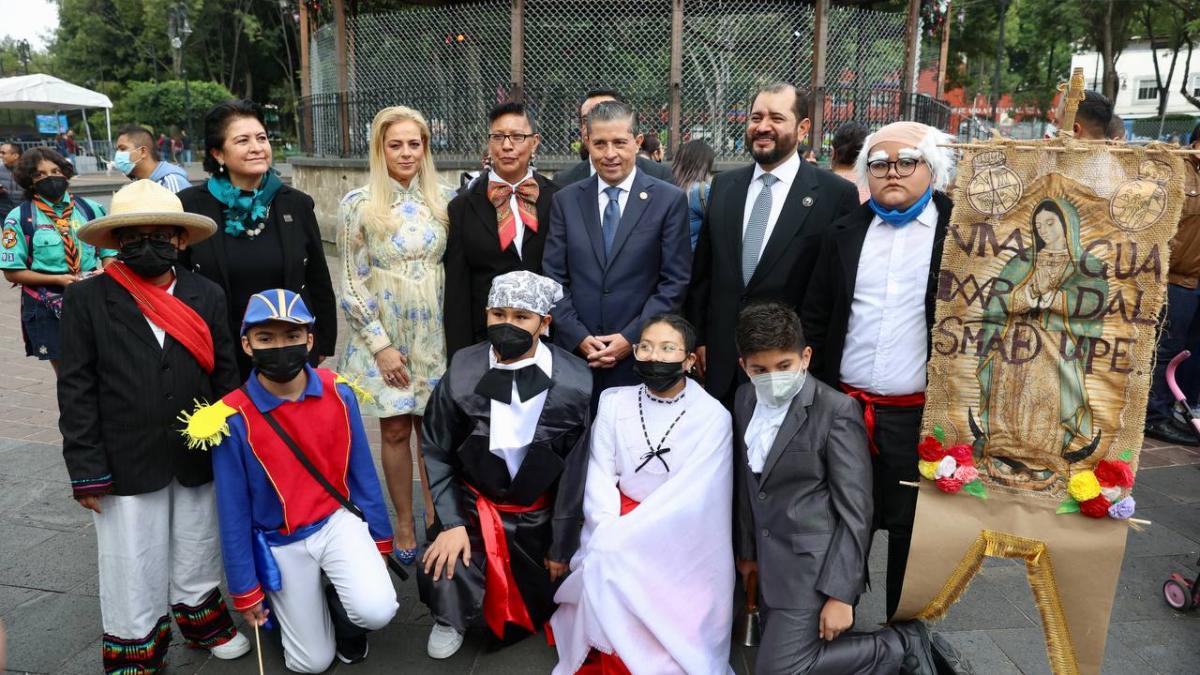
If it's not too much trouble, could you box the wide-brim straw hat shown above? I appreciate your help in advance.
[77,179,217,249]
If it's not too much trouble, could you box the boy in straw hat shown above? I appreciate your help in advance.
[58,180,249,672]
[186,289,398,672]
[419,270,592,659]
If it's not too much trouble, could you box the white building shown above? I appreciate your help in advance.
[1071,39,1200,136]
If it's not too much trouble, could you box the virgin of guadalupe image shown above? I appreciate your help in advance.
[974,197,1109,492]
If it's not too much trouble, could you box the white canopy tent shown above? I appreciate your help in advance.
[0,74,113,169]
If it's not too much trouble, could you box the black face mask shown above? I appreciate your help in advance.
[118,238,178,277]
[488,322,535,361]
[251,343,310,383]
[633,360,687,393]
[34,175,69,202]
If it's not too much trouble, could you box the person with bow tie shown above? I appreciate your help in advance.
[444,101,562,359]
[419,270,593,660]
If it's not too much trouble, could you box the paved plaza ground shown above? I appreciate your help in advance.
[1,254,1199,674]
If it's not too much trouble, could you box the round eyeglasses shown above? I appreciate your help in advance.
[866,157,923,178]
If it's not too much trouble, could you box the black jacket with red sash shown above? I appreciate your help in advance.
[58,268,241,497]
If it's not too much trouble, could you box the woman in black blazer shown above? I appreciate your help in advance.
[443,101,559,358]
[179,100,336,377]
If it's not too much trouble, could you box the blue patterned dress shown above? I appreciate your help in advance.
[337,179,452,416]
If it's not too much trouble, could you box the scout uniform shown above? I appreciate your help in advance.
[1,193,114,358]
[191,290,398,673]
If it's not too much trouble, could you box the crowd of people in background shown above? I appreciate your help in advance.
[1,81,1197,675]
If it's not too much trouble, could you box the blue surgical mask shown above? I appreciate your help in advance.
[112,150,139,176]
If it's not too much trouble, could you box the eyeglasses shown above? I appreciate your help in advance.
[488,133,533,145]
[633,342,685,359]
[866,157,923,178]
[116,230,176,246]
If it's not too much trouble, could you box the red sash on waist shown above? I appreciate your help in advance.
[465,483,550,638]
[619,492,640,516]
[106,262,214,373]
[839,383,926,456]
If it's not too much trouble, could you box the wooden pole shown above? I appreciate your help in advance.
[333,0,350,156]
[902,0,921,96]
[510,0,525,101]
[298,0,313,153]
[810,0,829,153]
[936,1,952,98]
[668,0,683,158]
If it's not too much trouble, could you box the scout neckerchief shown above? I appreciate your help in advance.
[105,261,215,373]
[33,197,80,275]
[487,177,539,251]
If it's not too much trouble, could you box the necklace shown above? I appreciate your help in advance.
[636,386,686,472]
[241,205,271,238]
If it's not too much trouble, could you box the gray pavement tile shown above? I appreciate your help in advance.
[0,584,45,617]
[1123,512,1200,558]
[987,627,1055,675]
[344,624,484,674]
[939,630,1024,675]
[8,484,93,532]
[1117,618,1200,674]
[52,637,103,675]
[0,442,65,480]
[0,477,59,517]
[193,623,291,675]
[467,631,558,673]
[1123,481,1183,509]
[1110,554,1200,622]
[1098,628,1163,675]
[0,521,58,567]
[3,591,101,673]
[0,529,96,593]
[1136,465,1200,505]
[925,567,1038,632]
[1138,502,1200,546]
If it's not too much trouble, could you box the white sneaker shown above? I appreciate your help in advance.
[209,631,252,660]
[427,622,464,659]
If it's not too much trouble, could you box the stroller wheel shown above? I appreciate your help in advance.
[1163,579,1194,610]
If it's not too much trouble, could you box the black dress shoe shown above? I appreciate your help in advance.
[891,620,938,675]
[336,634,369,665]
[1145,419,1200,446]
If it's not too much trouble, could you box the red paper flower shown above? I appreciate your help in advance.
[918,436,945,462]
[1094,459,1134,489]
[935,476,964,494]
[947,444,973,466]
[1079,495,1112,519]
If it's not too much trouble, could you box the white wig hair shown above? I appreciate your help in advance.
[854,124,957,192]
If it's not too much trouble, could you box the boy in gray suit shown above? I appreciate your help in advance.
[732,302,936,675]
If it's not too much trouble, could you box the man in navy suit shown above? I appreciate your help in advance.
[542,100,692,396]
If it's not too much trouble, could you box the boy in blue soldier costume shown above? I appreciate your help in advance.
[191,289,398,672]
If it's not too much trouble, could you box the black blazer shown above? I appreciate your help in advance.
[687,159,858,402]
[443,172,559,358]
[553,155,675,188]
[177,182,337,368]
[58,269,242,496]
[733,376,873,608]
[802,190,953,387]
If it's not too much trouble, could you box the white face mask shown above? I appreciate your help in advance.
[751,369,806,407]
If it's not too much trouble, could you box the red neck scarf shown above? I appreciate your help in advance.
[105,262,215,373]
[488,177,539,252]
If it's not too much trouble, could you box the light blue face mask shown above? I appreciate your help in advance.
[112,149,140,176]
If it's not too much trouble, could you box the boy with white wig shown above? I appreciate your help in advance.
[802,121,956,621]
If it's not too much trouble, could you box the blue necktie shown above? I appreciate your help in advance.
[602,185,622,257]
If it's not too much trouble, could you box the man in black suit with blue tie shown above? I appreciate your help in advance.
[542,100,692,396]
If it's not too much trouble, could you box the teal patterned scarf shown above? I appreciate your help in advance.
[207,171,284,237]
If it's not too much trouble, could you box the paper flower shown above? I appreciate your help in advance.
[918,436,945,461]
[936,476,964,494]
[947,444,973,465]
[1079,494,1112,519]
[918,460,940,480]
[935,456,958,479]
[1100,486,1123,502]
[1067,470,1101,502]
[954,465,979,483]
[177,399,236,451]
[1108,496,1136,520]
[1094,459,1134,489]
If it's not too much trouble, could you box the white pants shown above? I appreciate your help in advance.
[93,480,225,640]
[268,508,398,673]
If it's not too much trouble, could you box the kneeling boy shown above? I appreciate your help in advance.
[733,302,936,675]
[193,289,398,672]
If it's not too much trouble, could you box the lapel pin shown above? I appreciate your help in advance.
[283,214,294,222]
[802,196,814,207]
[639,191,648,200]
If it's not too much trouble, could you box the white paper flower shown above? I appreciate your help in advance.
[935,455,958,479]
[1100,486,1123,502]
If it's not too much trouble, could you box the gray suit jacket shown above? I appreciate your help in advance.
[733,375,873,609]
[554,155,675,188]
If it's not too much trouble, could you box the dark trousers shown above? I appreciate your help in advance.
[755,604,904,675]
[869,405,923,620]
[1147,283,1200,424]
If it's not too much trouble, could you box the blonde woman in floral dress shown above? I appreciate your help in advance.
[338,106,452,563]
